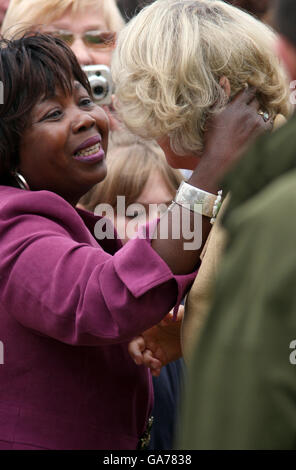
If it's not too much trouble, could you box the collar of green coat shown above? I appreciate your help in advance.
[222,112,296,222]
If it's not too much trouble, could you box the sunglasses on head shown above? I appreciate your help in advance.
[47,30,116,49]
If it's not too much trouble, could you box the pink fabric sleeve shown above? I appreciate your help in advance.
[0,189,197,346]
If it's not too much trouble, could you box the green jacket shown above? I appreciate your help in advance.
[178,114,296,450]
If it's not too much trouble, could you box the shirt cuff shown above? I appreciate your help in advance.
[113,236,197,308]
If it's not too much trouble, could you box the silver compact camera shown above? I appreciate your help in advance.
[82,65,113,106]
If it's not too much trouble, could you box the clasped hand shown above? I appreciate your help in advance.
[128,306,184,377]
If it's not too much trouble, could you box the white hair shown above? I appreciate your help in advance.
[112,0,290,156]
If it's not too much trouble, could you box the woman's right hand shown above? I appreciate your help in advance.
[189,86,274,193]
[128,307,184,377]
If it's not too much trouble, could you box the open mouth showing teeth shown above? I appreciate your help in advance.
[75,142,101,157]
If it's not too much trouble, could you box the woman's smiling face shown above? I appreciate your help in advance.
[18,82,109,206]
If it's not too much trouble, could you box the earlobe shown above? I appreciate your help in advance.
[219,76,231,98]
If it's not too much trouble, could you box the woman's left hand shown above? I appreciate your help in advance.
[128,306,184,376]
[191,86,274,193]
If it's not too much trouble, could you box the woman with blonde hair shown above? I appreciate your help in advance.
[112,0,289,168]
[114,0,291,371]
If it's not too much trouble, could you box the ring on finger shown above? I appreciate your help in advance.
[258,110,270,122]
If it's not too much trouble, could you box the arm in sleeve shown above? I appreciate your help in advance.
[0,191,196,346]
[178,177,296,449]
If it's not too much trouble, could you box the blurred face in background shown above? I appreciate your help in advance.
[43,7,116,66]
[114,170,174,244]
[0,0,9,26]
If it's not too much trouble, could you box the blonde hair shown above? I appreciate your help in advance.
[80,130,183,212]
[112,0,291,156]
[1,0,125,36]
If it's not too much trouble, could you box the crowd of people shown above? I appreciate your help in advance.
[0,0,295,451]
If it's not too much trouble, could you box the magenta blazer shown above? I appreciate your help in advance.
[0,186,195,450]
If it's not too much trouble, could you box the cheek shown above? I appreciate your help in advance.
[157,138,183,169]
[19,128,66,174]
[19,136,40,170]
[164,153,183,169]
[94,106,109,139]
[90,50,112,67]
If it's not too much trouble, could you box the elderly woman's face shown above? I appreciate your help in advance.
[43,8,114,66]
[18,82,109,206]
